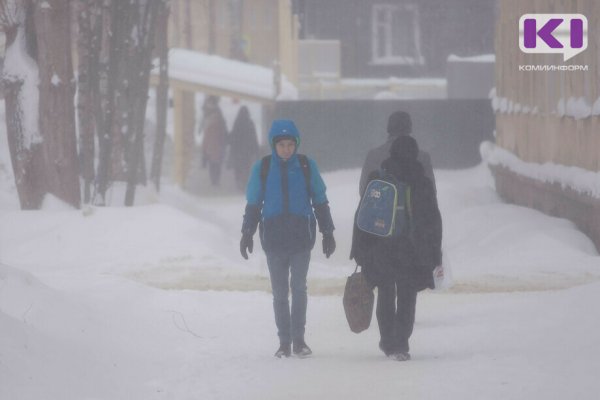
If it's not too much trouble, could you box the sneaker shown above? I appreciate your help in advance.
[292,339,312,357]
[274,342,291,358]
[388,352,411,361]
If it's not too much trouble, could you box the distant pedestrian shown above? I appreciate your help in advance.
[228,106,259,191]
[351,135,442,361]
[240,119,336,358]
[201,96,228,186]
[359,110,436,195]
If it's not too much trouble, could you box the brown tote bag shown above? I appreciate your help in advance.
[343,265,374,333]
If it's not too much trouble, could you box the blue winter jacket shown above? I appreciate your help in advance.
[242,120,334,254]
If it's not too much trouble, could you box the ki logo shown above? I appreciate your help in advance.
[519,14,588,61]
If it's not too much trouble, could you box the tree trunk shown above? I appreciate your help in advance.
[95,0,127,205]
[123,0,160,206]
[76,0,95,204]
[76,0,105,204]
[0,1,46,209]
[4,73,45,209]
[33,0,81,209]
[150,0,170,191]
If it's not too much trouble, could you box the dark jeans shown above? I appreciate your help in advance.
[266,250,311,344]
[376,278,417,354]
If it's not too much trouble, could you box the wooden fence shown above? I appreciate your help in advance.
[495,0,599,171]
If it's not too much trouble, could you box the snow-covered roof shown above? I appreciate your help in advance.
[152,48,298,102]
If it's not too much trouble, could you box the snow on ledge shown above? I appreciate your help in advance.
[447,54,495,63]
[159,48,298,101]
[490,88,600,119]
[482,141,600,199]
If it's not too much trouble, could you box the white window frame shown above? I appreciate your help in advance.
[371,3,425,66]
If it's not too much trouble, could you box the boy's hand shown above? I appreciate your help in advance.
[322,233,336,258]
[240,234,253,259]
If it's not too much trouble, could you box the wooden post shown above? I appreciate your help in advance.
[173,87,185,186]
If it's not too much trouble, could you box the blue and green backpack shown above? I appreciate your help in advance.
[356,171,412,238]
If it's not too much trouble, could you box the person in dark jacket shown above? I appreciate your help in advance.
[240,119,336,358]
[228,106,259,191]
[359,110,436,195]
[201,96,228,186]
[351,135,442,361]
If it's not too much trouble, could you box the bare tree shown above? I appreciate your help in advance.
[1,0,43,209]
[122,0,161,206]
[3,0,167,208]
[93,0,119,204]
[76,0,105,204]
[1,0,81,209]
[32,0,81,209]
[84,0,160,206]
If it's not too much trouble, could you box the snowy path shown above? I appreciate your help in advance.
[2,263,599,400]
[2,165,600,399]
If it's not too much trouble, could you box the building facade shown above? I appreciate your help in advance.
[491,0,600,250]
[168,0,298,84]
[295,0,496,78]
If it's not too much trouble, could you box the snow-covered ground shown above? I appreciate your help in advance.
[1,141,600,399]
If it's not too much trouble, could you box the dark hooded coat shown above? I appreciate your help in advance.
[350,136,442,291]
[201,97,228,165]
[228,106,259,188]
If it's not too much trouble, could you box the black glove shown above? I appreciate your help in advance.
[314,202,335,234]
[240,234,253,260]
[242,204,261,236]
[322,233,336,258]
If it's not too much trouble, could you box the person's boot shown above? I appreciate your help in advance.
[379,341,393,356]
[274,342,291,358]
[292,339,312,357]
[388,351,411,361]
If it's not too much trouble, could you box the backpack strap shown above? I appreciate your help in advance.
[260,155,271,201]
[297,154,312,197]
[380,168,414,235]
[260,154,312,200]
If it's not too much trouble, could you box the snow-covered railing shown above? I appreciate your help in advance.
[482,142,600,199]
[490,88,600,119]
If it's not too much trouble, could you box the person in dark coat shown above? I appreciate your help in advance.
[351,135,442,361]
[359,110,436,195]
[201,96,228,186]
[228,106,259,191]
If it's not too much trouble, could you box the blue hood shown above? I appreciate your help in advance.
[268,119,300,151]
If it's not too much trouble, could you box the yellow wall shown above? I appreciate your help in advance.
[167,0,297,83]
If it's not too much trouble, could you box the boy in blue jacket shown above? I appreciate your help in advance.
[240,119,336,358]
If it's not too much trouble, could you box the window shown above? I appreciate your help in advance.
[371,4,424,65]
